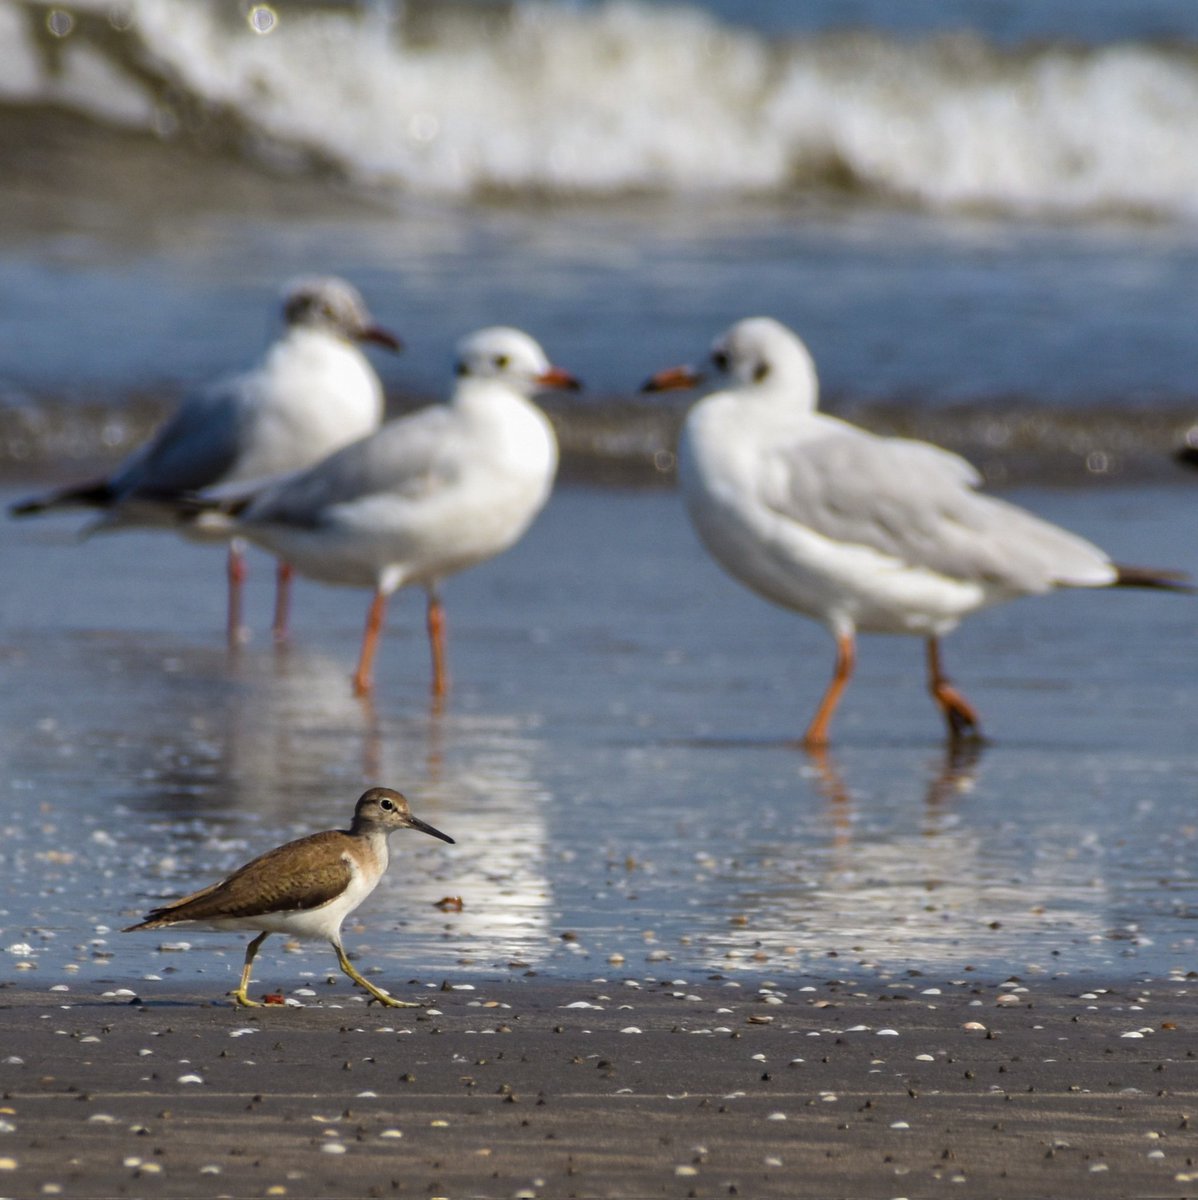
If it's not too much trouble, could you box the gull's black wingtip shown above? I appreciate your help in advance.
[1113,564,1194,594]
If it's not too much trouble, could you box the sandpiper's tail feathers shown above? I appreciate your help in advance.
[1112,564,1194,593]
[121,877,229,932]
[121,914,170,933]
[10,479,116,517]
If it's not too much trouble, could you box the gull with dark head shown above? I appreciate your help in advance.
[204,325,578,697]
[124,786,453,1008]
[10,276,400,644]
[645,316,1188,747]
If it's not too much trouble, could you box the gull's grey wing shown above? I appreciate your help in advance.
[110,376,256,501]
[762,424,1113,592]
[240,404,458,529]
[10,377,254,517]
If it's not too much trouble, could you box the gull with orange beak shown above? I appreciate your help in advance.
[645,317,1188,747]
[201,326,577,697]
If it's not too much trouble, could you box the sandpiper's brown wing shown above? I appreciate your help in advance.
[126,831,354,928]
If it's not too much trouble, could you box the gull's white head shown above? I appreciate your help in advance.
[641,316,820,410]
[454,327,580,394]
[281,276,402,351]
[710,317,819,407]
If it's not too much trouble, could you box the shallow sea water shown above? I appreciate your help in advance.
[2,481,1196,998]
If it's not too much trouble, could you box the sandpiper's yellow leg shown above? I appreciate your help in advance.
[334,943,420,1007]
[231,932,270,1007]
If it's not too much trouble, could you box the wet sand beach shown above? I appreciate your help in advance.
[1,977,1195,1199]
[3,480,1198,1200]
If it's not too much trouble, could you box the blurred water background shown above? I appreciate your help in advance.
[1,0,1198,481]
[2,0,1198,995]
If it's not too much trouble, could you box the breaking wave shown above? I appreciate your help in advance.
[3,0,1198,218]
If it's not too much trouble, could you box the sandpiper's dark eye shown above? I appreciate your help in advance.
[494,354,510,369]
[380,797,395,811]
[712,350,729,372]
[753,361,770,383]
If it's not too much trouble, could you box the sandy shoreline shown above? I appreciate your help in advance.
[0,975,1194,1199]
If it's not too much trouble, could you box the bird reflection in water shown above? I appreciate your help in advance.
[698,741,1000,972]
[802,740,984,846]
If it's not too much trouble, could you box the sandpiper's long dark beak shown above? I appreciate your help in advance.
[641,364,704,393]
[535,365,582,391]
[358,325,403,353]
[407,814,455,844]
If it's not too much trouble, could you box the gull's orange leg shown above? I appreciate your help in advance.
[227,541,247,648]
[353,588,389,697]
[802,630,855,749]
[926,637,983,743]
[426,588,449,700]
[272,561,295,644]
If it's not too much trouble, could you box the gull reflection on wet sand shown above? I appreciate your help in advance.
[682,743,1111,976]
[804,741,985,847]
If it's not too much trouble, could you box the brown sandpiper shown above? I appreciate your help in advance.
[123,786,454,1008]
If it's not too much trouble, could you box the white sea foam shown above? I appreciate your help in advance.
[3,0,1198,218]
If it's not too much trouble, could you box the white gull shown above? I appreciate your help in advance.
[10,276,399,643]
[645,316,1188,746]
